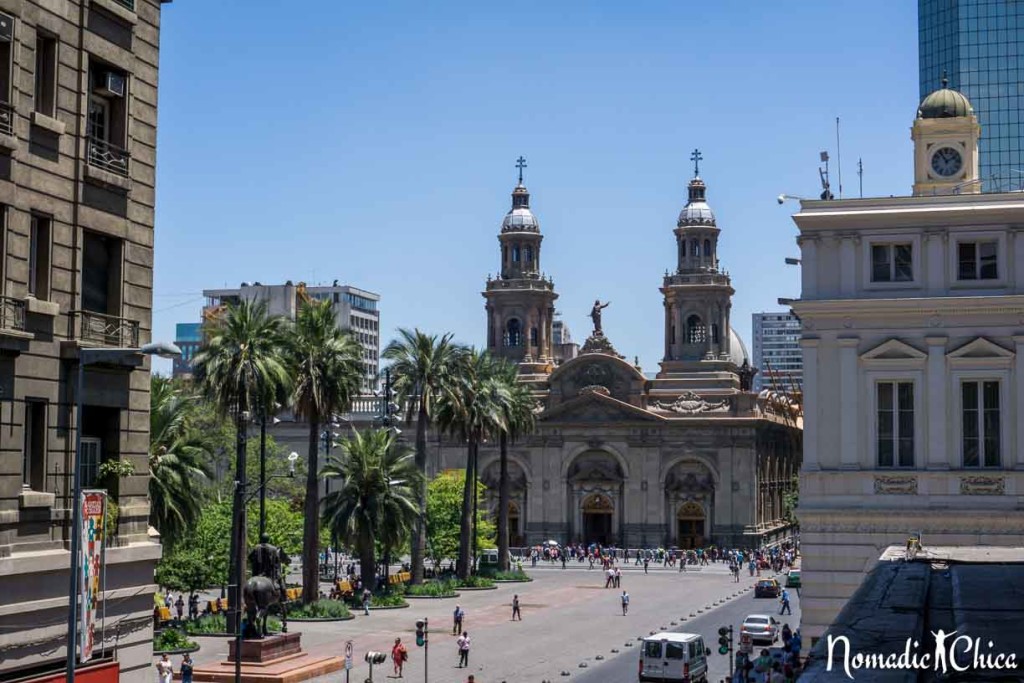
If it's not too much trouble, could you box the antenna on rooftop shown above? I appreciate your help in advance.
[835,117,843,199]
[858,158,863,198]
[818,151,834,200]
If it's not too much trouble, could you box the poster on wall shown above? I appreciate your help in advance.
[80,490,106,663]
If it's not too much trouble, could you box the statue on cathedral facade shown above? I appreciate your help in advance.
[589,300,611,336]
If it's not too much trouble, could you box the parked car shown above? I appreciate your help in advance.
[786,569,801,588]
[740,614,779,645]
[754,578,781,598]
[639,632,710,683]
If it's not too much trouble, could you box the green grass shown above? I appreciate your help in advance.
[457,575,495,588]
[493,569,530,581]
[154,628,197,652]
[288,599,351,619]
[405,579,458,597]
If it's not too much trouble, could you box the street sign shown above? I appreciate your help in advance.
[739,633,753,654]
[345,640,353,670]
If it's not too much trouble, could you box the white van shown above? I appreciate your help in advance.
[639,632,710,683]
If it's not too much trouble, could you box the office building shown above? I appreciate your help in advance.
[919,0,1024,191]
[0,2,172,682]
[751,312,802,393]
[203,281,381,389]
[793,82,1024,644]
[172,322,201,379]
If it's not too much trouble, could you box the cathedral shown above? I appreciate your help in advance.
[435,158,802,549]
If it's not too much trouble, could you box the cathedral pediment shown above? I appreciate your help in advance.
[861,339,927,362]
[947,337,1014,359]
[538,390,662,424]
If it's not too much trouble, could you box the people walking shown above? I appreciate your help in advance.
[614,567,622,588]
[175,595,185,621]
[620,590,630,616]
[362,588,371,616]
[155,654,173,683]
[180,654,194,683]
[512,594,522,621]
[392,637,408,678]
[779,588,792,615]
[643,556,649,574]
[605,566,614,588]
[457,631,471,668]
[453,604,465,634]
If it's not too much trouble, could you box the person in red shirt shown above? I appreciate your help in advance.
[391,637,408,677]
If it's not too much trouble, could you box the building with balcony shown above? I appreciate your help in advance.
[0,1,172,682]
[172,322,201,379]
[793,83,1024,645]
[202,281,381,389]
[751,312,802,393]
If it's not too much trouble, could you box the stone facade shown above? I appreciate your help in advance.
[0,1,169,681]
[793,84,1024,643]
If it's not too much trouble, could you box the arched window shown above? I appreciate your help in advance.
[503,246,508,265]
[525,245,534,262]
[691,239,700,256]
[711,323,719,344]
[686,315,706,344]
[512,245,520,263]
[530,327,538,346]
[506,319,522,347]
[704,239,712,257]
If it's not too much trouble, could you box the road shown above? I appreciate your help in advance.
[574,583,802,683]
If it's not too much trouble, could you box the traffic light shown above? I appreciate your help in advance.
[365,651,387,665]
[718,626,732,656]
[415,618,427,647]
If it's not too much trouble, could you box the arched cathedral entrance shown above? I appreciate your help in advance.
[581,493,613,545]
[566,450,624,545]
[664,461,714,548]
[676,501,705,549]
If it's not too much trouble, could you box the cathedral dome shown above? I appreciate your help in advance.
[677,177,716,227]
[502,184,540,232]
[727,327,749,367]
[918,79,973,119]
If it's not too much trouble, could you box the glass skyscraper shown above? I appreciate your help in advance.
[919,0,1024,191]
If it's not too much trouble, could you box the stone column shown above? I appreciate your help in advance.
[926,336,948,468]
[1015,336,1024,468]
[925,230,946,295]
[538,306,548,361]
[839,337,860,468]
[800,337,820,469]
[675,305,685,357]
[664,303,673,360]
[839,234,857,296]
[798,236,818,299]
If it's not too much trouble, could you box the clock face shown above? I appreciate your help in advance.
[931,147,963,177]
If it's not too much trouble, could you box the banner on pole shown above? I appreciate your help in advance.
[80,490,106,663]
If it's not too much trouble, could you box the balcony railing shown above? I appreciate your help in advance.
[663,271,731,287]
[112,0,136,10]
[87,136,130,177]
[0,101,14,137]
[77,310,140,347]
[0,296,26,332]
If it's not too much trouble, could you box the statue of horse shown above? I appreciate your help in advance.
[243,575,288,638]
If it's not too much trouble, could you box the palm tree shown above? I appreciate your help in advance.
[491,360,536,571]
[382,329,464,584]
[148,376,213,546]
[321,428,420,592]
[282,298,364,604]
[192,299,290,630]
[435,350,506,579]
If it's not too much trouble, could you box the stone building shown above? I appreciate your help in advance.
[0,1,171,682]
[439,163,802,549]
[793,82,1024,643]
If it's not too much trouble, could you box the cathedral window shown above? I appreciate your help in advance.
[530,327,538,346]
[711,324,719,344]
[525,245,533,262]
[691,239,700,257]
[512,245,521,263]
[505,319,523,347]
[686,315,705,344]
[703,239,712,257]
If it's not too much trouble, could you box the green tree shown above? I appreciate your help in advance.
[435,350,506,578]
[491,359,535,571]
[320,429,421,592]
[192,300,290,627]
[282,298,365,604]
[382,328,465,584]
[148,376,214,545]
[425,470,495,568]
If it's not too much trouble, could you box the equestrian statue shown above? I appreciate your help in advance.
[244,534,289,637]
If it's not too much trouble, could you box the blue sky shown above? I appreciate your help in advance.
[152,0,920,374]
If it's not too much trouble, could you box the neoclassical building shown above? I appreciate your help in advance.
[436,162,802,549]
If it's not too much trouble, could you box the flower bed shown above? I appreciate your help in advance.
[492,570,532,582]
[405,580,459,599]
[456,576,497,590]
[369,592,409,609]
[288,599,353,621]
[153,628,199,654]
[182,613,283,637]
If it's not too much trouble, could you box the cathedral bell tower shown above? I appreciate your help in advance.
[658,150,739,383]
[483,157,558,377]
[912,76,981,196]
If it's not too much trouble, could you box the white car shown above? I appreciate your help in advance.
[740,614,779,645]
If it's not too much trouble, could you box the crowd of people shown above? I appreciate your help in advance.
[732,624,803,683]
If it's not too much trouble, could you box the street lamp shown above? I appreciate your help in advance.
[67,341,181,683]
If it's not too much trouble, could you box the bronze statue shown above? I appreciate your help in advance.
[244,534,289,637]
[589,300,610,335]
[738,359,758,392]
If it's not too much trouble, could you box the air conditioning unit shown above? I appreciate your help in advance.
[0,13,12,43]
[94,72,126,98]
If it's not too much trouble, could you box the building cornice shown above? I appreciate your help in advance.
[792,294,1024,318]
[793,192,1024,231]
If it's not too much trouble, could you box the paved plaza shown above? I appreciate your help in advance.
[176,563,797,683]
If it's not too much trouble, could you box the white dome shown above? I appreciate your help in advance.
[677,201,716,227]
[502,207,539,231]
[727,327,748,366]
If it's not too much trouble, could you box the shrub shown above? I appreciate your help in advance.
[184,613,283,635]
[457,576,494,588]
[493,569,530,581]
[154,628,196,652]
[289,600,351,619]
[371,592,408,607]
[405,580,458,597]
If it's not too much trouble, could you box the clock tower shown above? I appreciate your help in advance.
[912,77,981,196]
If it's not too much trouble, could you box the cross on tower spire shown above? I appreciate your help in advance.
[690,148,703,178]
[516,156,528,185]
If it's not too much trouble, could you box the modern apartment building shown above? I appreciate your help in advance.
[751,312,802,393]
[202,281,382,389]
[172,322,200,378]
[0,2,171,682]
[919,0,1024,191]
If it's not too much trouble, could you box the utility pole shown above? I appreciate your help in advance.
[858,157,864,198]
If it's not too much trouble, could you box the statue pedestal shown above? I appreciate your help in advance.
[190,633,344,683]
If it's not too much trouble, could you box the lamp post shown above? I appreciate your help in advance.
[66,341,181,683]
